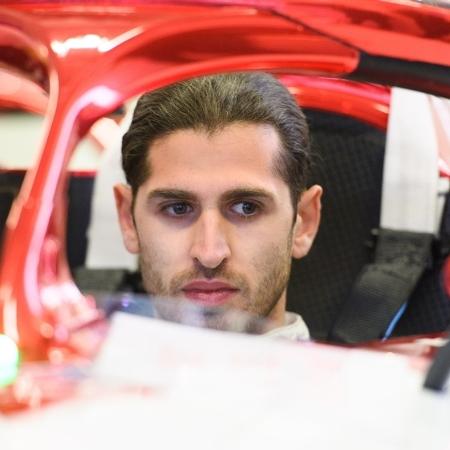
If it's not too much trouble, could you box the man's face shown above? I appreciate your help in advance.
[115,122,321,325]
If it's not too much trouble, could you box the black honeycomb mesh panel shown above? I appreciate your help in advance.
[392,266,450,336]
[287,110,385,340]
[287,109,450,341]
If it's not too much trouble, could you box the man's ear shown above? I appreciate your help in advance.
[291,184,322,259]
[113,183,140,254]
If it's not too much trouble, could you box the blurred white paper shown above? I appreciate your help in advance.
[92,312,310,388]
[3,313,450,450]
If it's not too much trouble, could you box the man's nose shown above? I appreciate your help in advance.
[189,210,231,269]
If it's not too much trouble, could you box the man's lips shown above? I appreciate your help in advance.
[181,280,239,306]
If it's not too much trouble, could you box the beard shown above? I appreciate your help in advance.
[137,233,293,325]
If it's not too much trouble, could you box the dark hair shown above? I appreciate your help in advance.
[122,72,311,206]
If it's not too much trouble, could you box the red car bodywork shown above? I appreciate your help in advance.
[0,1,449,361]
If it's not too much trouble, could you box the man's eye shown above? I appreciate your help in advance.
[230,201,259,217]
[163,202,193,216]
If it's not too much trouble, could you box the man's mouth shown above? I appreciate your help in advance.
[181,280,239,306]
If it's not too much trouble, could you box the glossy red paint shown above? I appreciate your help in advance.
[361,333,447,361]
[0,69,48,114]
[282,0,450,68]
[283,75,390,129]
[0,2,358,360]
[0,1,448,360]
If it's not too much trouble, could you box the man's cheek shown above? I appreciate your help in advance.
[253,240,290,273]
[142,240,170,269]
[149,233,189,269]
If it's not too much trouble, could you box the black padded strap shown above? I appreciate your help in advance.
[329,229,434,344]
[423,334,450,391]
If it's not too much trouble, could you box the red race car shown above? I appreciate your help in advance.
[0,2,450,445]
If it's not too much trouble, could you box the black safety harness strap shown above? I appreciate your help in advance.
[328,88,446,344]
[329,228,434,344]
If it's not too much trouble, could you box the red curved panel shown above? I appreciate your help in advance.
[0,69,48,113]
[282,0,450,67]
[0,1,447,360]
[0,3,361,361]
[282,75,390,130]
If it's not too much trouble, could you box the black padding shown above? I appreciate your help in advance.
[287,110,450,340]
[74,268,144,294]
[391,262,450,336]
[66,176,94,269]
[75,267,127,292]
[329,229,434,343]
[0,171,24,248]
[0,188,16,246]
[287,110,386,340]
[423,335,450,392]
[392,195,450,336]
[0,171,94,271]
[352,52,450,99]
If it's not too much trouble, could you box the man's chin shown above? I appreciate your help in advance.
[151,292,273,334]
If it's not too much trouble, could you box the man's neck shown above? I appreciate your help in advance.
[266,292,287,327]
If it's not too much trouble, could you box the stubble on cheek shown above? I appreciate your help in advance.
[241,237,293,317]
[137,228,293,320]
[138,241,252,299]
[138,239,170,296]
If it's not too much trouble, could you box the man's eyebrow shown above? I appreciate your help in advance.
[221,187,275,202]
[146,189,197,202]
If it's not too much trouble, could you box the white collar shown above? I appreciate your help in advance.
[264,312,310,341]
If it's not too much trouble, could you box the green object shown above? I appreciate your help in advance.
[0,365,18,387]
[0,334,19,387]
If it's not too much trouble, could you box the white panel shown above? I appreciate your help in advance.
[381,88,440,234]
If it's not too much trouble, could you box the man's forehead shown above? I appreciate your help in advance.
[146,122,284,175]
